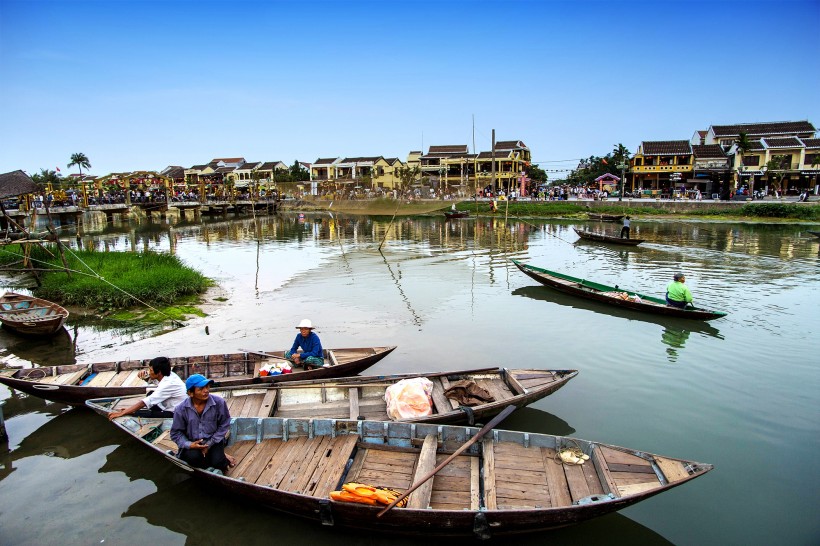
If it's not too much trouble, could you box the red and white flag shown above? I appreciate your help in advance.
[56,166,61,172]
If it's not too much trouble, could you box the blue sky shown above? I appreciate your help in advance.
[1,0,818,178]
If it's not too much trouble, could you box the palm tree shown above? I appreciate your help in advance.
[734,132,753,195]
[67,152,91,180]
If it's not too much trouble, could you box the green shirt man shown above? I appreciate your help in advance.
[666,273,693,308]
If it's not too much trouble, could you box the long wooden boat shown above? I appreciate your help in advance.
[807,230,820,238]
[513,261,727,321]
[0,346,396,406]
[587,213,624,222]
[85,404,712,537]
[574,228,644,246]
[97,367,578,425]
[444,210,470,219]
[0,292,69,336]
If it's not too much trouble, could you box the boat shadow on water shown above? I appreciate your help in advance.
[511,286,724,340]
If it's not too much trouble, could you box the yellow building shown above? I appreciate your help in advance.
[630,140,693,194]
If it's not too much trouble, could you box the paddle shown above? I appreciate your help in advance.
[376,404,517,517]
[238,348,292,362]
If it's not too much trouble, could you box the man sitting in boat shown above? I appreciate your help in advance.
[666,273,694,309]
[107,357,186,420]
[285,318,326,369]
[170,374,235,474]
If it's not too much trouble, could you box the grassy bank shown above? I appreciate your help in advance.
[0,245,211,311]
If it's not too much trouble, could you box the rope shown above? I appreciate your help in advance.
[553,439,589,466]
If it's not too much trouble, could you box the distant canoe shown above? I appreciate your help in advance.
[445,210,470,219]
[0,346,396,406]
[512,261,727,321]
[0,292,68,336]
[574,228,644,246]
[587,213,624,222]
[98,367,578,425]
[85,406,713,537]
[807,231,820,238]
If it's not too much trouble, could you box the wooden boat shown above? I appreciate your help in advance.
[0,292,69,336]
[85,404,713,537]
[574,228,644,246]
[587,213,624,222]
[0,346,396,407]
[94,367,578,424]
[444,210,470,219]
[807,230,820,238]
[513,261,727,321]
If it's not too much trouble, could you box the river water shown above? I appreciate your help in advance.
[1,212,818,545]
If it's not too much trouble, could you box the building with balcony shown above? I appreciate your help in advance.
[630,140,693,194]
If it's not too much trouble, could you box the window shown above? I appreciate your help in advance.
[805,154,820,167]
[720,139,734,147]
[743,156,760,166]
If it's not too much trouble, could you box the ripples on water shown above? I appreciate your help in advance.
[1,212,818,545]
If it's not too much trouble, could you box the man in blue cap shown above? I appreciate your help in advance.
[170,373,235,473]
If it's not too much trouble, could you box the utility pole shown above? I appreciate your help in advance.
[491,129,496,194]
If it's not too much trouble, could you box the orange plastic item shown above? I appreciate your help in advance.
[330,482,408,507]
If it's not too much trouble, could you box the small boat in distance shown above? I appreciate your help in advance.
[587,213,624,222]
[512,261,727,321]
[85,406,713,537]
[98,367,578,424]
[444,210,470,219]
[0,346,396,406]
[0,292,69,336]
[807,231,820,238]
[574,228,644,246]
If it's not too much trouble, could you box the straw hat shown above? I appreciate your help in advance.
[297,319,314,329]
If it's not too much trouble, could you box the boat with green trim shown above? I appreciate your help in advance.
[512,261,727,321]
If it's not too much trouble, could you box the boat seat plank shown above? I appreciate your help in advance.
[349,387,359,420]
[470,456,480,510]
[608,462,656,474]
[56,370,86,385]
[654,456,690,483]
[617,482,659,496]
[504,373,527,395]
[591,445,620,497]
[327,350,340,367]
[610,473,660,486]
[257,389,278,417]
[86,371,118,387]
[563,462,593,503]
[599,445,652,467]
[407,434,438,509]
[308,434,359,498]
[430,378,453,415]
[541,447,572,508]
[438,376,460,410]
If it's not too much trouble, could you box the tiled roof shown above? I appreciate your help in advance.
[409,150,421,154]
[211,157,245,164]
[428,145,469,155]
[299,162,311,168]
[384,158,399,164]
[189,164,208,170]
[476,151,496,159]
[0,170,38,198]
[339,157,382,163]
[803,138,820,149]
[313,158,338,165]
[641,140,692,155]
[711,121,816,137]
[235,162,261,170]
[494,140,528,150]
[162,166,186,178]
[692,145,726,159]
[215,166,235,173]
[762,137,802,148]
[749,140,765,151]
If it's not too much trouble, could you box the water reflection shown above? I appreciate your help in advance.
[661,327,691,363]
[0,326,76,366]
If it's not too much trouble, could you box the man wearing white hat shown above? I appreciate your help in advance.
[285,319,326,369]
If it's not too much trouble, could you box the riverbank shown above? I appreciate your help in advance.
[283,197,820,222]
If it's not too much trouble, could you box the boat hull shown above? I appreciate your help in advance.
[513,261,727,320]
[0,292,68,336]
[85,409,713,538]
[0,346,397,406]
[574,228,643,246]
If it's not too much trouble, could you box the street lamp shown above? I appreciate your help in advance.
[616,160,628,202]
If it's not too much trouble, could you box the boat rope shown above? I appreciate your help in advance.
[553,439,589,466]
[504,212,576,246]
[0,246,185,327]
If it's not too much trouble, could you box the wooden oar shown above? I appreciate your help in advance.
[238,348,292,362]
[376,404,516,517]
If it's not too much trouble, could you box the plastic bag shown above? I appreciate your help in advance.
[384,377,433,420]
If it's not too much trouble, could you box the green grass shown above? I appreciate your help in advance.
[0,245,211,311]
